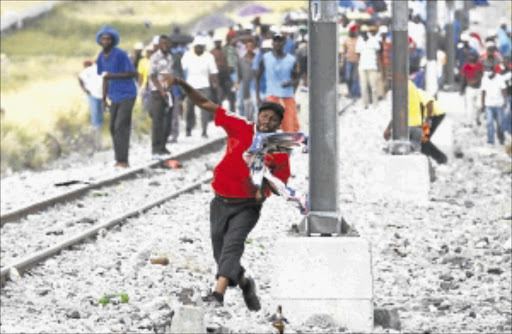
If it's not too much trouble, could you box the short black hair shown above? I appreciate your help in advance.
[159,34,169,42]
[258,101,284,120]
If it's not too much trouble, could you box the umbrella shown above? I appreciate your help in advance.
[238,3,272,17]
[192,14,235,34]
[338,0,366,11]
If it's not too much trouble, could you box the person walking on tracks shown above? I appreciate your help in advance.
[96,25,138,168]
[149,34,174,156]
[162,73,291,311]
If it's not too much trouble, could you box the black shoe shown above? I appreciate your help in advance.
[201,132,208,138]
[186,131,192,137]
[161,148,171,155]
[202,291,223,307]
[241,277,261,311]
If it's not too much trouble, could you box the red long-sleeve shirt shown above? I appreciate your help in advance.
[212,106,290,198]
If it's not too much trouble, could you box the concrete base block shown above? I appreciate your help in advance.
[271,237,373,332]
[355,154,430,203]
[431,117,454,159]
[169,306,205,333]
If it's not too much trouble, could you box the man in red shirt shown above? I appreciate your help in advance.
[461,50,484,126]
[163,73,290,311]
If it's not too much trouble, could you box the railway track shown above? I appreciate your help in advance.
[0,136,225,226]
[0,175,213,287]
[0,136,227,287]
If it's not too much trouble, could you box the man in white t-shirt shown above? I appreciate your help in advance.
[355,25,381,109]
[181,36,221,138]
[78,59,104,149]
[481,66,507,145]
[408,15,426,52]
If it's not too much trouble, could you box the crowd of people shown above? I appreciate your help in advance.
[77,0,511,167]
[337,0,511,162]
[78,16,310,167]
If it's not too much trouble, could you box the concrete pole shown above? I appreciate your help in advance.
[445,0,456,89]
[306,0,342,235]
[391,0,410,154]
[426,0,438,97]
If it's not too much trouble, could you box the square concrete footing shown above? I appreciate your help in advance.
[169,306,205,333]
[271,237,373,332]
[355,154,430,203]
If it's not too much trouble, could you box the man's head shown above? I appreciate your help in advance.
[192,36,206,55]
[100,34,114,50]
[96,25,119,51]
[159,35,169,53]
[500,17,508,29]
[83,59,93,68]
[257,102,284,133]
[360,25,369,40]
[272,34,285,53]
[246,40,255,54]
[468,50,479,63]
[213,34,223,49]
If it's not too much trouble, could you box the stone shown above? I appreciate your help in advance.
[464,200,475,208]
[374,308,401,330]
[66,310,81,319]
[487,268,503,275]
[469,311,476,318]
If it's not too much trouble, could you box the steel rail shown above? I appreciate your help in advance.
[0,175,213,287]
[1,136,225,226]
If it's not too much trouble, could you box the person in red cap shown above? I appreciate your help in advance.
[162,73,292,311]
[343,24,361,99]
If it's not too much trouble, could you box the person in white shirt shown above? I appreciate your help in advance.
[408,14,426,52]
[481,67,507,145]
[181,36,221,138]
[355,25,381,109]
[78,59,104,150]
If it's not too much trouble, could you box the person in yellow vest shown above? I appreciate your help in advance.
[383,80,448,164]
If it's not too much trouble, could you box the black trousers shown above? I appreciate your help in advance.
[109,98,136,163]
[186,87,212,135]
[218,71,235,112]
[209,197,262,287]
[421,114,448,164]
[150,92,172,153]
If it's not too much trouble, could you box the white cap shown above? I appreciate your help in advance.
[487,29,496,37]
[243,22,253,31]
[460,31,470,42]
[261,39,273,49]
[486,40,496,48]
[213,34,223,42]
[192,36,207,46]
[134,42,144,50]
[500,17,508,25]
[360,25,369,32]
[152,35,160,45]
[269,25,279,33]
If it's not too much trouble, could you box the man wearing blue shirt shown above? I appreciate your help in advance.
[95,25,138,168]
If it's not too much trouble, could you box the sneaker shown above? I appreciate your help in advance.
[202,292,223,308]
[241,277,261,311]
